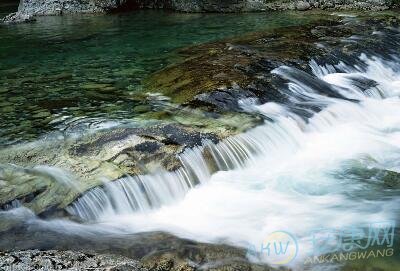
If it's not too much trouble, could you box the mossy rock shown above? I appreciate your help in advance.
[143,16,341,104]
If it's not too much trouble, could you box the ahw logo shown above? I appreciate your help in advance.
[248,231,298,265]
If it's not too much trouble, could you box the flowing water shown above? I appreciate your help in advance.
[0,7,323,146]
[0,7,400,271]
[63,51,400,269]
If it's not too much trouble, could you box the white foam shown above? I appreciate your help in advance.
[70,54,400,267]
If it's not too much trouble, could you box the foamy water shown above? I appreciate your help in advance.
[59,54,400,268]
[2,45,400,270]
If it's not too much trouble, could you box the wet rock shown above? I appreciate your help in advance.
[1,12,35,24]
[382,170,400,188]
[133,104,152,114]
[0,123,219,216]
[0,228,277,271]
[0,250,144,271]
[296,1,311,10]
[145,13,400,113]
[191,86,257,112]
[32,110,51,119]
[3,0,397,25]
[144,18,333,106]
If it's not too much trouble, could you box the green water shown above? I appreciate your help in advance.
[0,9,324,146]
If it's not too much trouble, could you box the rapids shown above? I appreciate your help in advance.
[5,49,399,270]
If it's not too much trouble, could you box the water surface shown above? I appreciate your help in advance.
[0,9,323,146]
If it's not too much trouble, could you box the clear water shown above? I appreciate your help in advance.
[0,8,321,146]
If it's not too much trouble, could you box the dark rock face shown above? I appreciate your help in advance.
[192,86,258,112]
[2,0,398,24]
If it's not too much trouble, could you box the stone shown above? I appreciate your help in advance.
[191,87,258,112]
[32,111,51,119]
[0,123,219,216]
[382,170,400,188]
[133,105,152,114]
[1,12,35,24]
[296,1,311,10]
[0,250,144,271]
[0,231,279,270]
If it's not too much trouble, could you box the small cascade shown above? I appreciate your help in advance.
[67,134,263,221]
[68,50,400,222]
[61,28,400,268]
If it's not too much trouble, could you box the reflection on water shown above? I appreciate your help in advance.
[0,10,323,146]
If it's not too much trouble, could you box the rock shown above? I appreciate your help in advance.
[0,250,145,271]
[144,19,330,106]
[0,229,277,271]
[382,170,400,188]
[2,0,398,24]
[1,12,35,24]
[191,86,258,112]
[0,124,219,216]
[31,110,51,119]
[296,1,311,10]
[133,105,152,114]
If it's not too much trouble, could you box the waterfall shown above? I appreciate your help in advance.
[68,51,400,227]
[59,29,400,268]
[67,135,261,220]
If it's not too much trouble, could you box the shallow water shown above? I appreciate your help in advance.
[0,9,323,146]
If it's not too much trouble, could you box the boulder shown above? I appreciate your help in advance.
[296,1,311,10]
[0,124,219,216]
